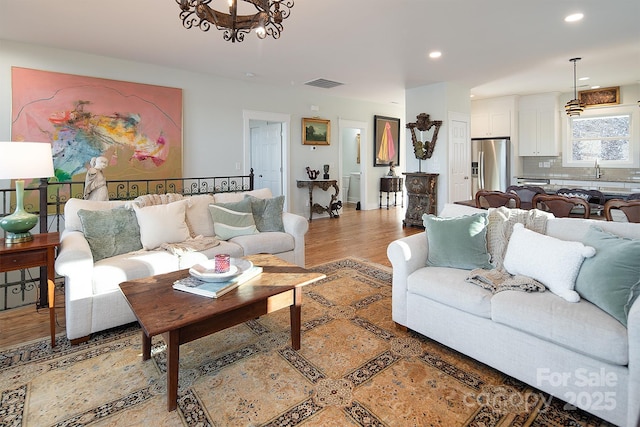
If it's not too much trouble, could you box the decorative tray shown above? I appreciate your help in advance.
[189,258,253,282]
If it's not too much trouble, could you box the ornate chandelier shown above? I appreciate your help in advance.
[565,57,585,117]
[177,0,294,43]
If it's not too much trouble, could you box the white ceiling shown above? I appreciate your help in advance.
[1,0,639,105]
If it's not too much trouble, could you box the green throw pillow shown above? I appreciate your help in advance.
[77,207,142,262]
[422,213,492,270]
[575,226,640,327]
[208,198,258,240]
[246,195,285,232]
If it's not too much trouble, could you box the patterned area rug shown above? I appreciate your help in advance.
[0,258,612,427]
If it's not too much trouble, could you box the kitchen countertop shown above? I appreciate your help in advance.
[516,176,640,197]
[516,176,640,184]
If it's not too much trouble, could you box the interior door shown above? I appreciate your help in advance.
[250,122,283,196]
[449,112,471,202]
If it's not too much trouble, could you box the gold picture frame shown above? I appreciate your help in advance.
[578,86,620,108]
[302,118,330,145]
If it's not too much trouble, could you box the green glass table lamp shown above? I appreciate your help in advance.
[0,142,55,244]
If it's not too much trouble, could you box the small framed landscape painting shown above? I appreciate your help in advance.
[374,115,400,167]
[302,118,330,145]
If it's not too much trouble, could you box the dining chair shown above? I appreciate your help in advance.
[475,190,521,209]
[556,188,606,205]
[628,193,640,201]
[506,185,546,210]
[604,199,640,223]
[556,188,606,216]
[532,194,590,218]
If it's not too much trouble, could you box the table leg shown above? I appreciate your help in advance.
[308,187,314,221]
[290,288,302,350]
[48,279,55,347]
[164,330,180,411]
[142,331,151,360]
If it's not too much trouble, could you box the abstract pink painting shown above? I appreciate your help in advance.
[11,67,183,182]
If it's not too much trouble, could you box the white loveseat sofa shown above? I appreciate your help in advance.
[55,188,308,343]
[387,203,640,427]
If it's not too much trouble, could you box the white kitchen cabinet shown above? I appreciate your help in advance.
[471,97,514,138]
[518,93,560,156]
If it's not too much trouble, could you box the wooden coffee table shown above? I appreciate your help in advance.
[119,254,325,411]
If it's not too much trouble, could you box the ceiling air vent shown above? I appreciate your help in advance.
[304,78,344,89]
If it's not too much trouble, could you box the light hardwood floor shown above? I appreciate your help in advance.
[0,204,421,348]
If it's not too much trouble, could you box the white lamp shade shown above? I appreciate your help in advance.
[0,141,55,180]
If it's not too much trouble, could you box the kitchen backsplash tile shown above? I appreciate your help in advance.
[522,156,640,182]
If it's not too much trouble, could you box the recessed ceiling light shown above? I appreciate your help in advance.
[429,51,442,59]
[245,72,255,78]
[591,85,601,89]
[470,94,475,98]
[579,76,590,81]
[565,13,584,22]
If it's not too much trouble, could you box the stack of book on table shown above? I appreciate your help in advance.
[173,259,262,298]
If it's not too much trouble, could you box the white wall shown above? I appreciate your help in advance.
[405,82,471,213]
[0,40,405,217]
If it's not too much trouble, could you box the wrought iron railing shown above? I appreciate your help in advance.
[0,171,254,311]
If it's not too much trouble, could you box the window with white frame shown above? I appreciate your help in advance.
[563,105,639,168]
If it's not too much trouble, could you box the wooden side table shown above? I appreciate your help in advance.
[0,232,60,347]
[380,177,403,209]
[296,179,340,221]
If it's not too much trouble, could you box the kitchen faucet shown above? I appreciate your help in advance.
[595,159,603,179]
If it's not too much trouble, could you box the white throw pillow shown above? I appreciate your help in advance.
[185,194,216,237]
[133,199,190,250]
[503,223,595,302]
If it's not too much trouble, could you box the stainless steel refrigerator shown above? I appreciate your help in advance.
[471,138,510,194]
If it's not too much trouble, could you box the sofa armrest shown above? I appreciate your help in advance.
[627,298,640,427]
[282,211,309,267]
[55,230,94,280]
[386,232,428,326]
[55,229,97,340]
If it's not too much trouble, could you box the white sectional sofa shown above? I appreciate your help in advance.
[55,188,308,343]
[387,203,640,427]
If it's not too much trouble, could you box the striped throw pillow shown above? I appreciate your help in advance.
[208,198,258,240]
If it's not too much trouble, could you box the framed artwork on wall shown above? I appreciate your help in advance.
[578,86,620,108]
[302,118,330,145]
[11,67,183,183]
[374,115,400,167]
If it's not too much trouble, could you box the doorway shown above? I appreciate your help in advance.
[448,112,471,202]
[250,120,282,196]
[338,119,368,210]
[243,110,290,208]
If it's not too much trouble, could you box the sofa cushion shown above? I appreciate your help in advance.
[209,198,259,240]
[133,199,191,250]
[575,226,640,327]
[422,213,492,270]
[185,194,216,237]
[246,195,285,232]
[503,223,595,302]
[195,240,245,260]
[408,267,493,318]
[230,231,294,255]
[213,188,273,204]
[77,207,142,262]
[92,250,181,294]
[64,198,129,232]
[491,291,628,365]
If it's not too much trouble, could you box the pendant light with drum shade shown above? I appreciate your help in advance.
[565,57,585,117]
